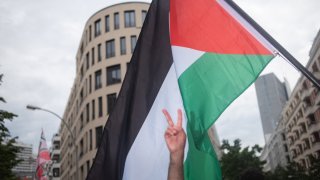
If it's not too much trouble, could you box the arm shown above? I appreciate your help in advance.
[162,109,186,180]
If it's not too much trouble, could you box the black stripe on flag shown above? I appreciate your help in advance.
[86,0,172,179]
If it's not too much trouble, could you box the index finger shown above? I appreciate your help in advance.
[177,109,183,129]
[162,109,174,127]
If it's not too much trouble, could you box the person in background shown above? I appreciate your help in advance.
[162,109,186,180]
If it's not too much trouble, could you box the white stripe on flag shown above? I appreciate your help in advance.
[171,46,205,77]
[123,65,188,180]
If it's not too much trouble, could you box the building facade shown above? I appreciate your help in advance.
[59,2,150,180]
[255,73,289,142]
[12,142,36,180]
[281,30,320,168]
[260,121,290,172]
[49,133,61,180]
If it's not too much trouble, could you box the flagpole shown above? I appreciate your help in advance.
[224,0,320,90]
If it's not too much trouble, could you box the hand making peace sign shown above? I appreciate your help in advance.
[162,109,186,157]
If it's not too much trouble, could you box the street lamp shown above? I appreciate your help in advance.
[26,104,79,180]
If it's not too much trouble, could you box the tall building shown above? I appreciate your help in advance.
[255,73,289,142]
[59,2,150,180]
[12,142,36,179]
[281,30,320,168]
[49,133,61,180]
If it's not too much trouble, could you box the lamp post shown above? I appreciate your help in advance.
[26,105,79,180]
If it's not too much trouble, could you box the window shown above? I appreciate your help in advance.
[86,52,90,70]
[89,129,92,150]
[107,65,121,85]
[114,12,119,30]
[95,126,103,148]
[142,10,147,23]
[86,161,90,176]
[131,35,137,53]
[91,48,95,65]
[80,113,84,131]
[98,96,103,117]
[94,19,101,37]
[105,15,110,32]
[92,99,95,120]
[53,168,60,177]
[95,70,102,90]
[80,66,84,80]
[120,37,126,55]
[107,93,117,114]
[86,103,90,122]
[89,75,92,93]
[106,39,115,58]
[97,44,102,62]
[124,11,135,27]
[89,25,92,41]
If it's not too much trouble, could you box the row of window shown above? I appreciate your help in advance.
[81,36,136,81]
[80,93,117,133]
[89,10,147,41]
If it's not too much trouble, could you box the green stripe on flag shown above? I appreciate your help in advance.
[179,52,273,180]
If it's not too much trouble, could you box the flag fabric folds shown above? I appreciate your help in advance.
[87,0,277,180]
[36,130,51,180]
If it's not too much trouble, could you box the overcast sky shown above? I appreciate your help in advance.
[1,0,319,154]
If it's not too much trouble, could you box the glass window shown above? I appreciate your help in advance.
[125,11,136,27]
[53,168,60,177]
[89,129,92,150]
[97,44,102,62]
[107,65,121,85]
[95,70,102,90]
[91,48,95,65]
[106,39,115,58]
[92,99,95,120]
[107,93,117,114]
[94,19,101,37]
[98,96,103,117]
[95,126,103,148]
[86,103,89,122]
[89,75,92,93]
[120,37,126,55]
[142,10,147,24]
[86,52,90,70]
[131,35,137,53]
[89,25,92,41]
[105,15,110,32]
[114,12,119,30]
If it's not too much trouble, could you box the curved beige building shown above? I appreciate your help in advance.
[59,2,150,180]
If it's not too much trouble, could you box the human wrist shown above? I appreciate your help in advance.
[170,150,184,164]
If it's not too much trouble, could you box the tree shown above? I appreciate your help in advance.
[0,74,21,180]
[220,139,265,180]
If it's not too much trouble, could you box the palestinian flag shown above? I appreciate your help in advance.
[87,0,277,180]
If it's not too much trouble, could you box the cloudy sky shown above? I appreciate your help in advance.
[0,0,319,153]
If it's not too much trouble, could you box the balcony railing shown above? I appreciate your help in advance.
[301,88,313,101]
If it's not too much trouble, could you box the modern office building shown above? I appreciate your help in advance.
[59,2,150,180]
[281,30,320,168]
[255,73,289,142]
[12,142,36,179]
[59,2,222,180]
[49,133,61,180]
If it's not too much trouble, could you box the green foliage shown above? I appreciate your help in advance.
[220,139,265,180]
[0,74,21,180]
